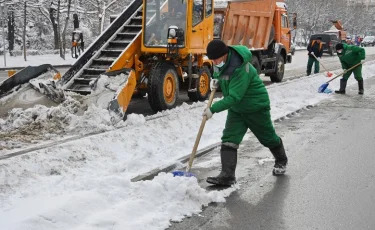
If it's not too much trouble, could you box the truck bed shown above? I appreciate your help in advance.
[220,0,276,50]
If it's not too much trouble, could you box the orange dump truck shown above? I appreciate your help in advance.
[214,0,295,82]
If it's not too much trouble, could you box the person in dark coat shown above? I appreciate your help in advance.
[306,36,323,75]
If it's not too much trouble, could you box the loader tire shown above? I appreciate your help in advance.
[188,66,211,102]
[148,62,179,112]
[269,54,285,83]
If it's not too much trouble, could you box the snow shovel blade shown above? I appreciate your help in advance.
[172,170,196,177]
[318,82,329,93]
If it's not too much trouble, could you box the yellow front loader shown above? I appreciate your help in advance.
[105,0,215,118]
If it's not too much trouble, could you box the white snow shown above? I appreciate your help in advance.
[1,51,375,229]
[0,54,76,69]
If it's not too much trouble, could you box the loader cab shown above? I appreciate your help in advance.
[142,0,214,54]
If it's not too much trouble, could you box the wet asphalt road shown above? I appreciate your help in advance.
[168,76,375,229]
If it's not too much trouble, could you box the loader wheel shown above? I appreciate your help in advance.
[188,66,211,102]
[148,62,179,112]
[269,54,284,83]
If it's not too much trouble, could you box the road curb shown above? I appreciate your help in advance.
[131,143,221,182]
[130,105,314,183]
[0,65,72,71]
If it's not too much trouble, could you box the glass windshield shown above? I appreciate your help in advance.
[144,0,187,47]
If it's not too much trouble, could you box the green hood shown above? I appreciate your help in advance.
[337,43,365,67]
[210,45,270,114]
[230,45,252,64]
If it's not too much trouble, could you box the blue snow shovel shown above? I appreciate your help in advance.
[318,62,364,93]
[172,88,217,177]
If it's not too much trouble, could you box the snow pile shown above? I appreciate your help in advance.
[0,96,117,151]
[0,173,236,230]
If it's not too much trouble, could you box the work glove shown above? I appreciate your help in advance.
[210,79,219,90]
[202,108,213,120]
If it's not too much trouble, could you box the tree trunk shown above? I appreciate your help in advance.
[61,0,72,59]
[49,4,59,49]
[98,4,102,35]
[57,0,62,57]
[7,10,15,56]
[23,1,27,61]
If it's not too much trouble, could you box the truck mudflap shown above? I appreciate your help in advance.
[287,53,292,63]
[0,64,60,98]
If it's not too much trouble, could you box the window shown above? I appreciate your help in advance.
[205,0,213,17]
[193,0,203,26]
[281,14,288,28]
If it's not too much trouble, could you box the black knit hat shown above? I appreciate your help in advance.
[336,43,344,50]
[206,40,229,60]
[316,36,322,40]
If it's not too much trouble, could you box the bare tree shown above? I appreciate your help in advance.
[61,0,72,59]
[23,1,26,61]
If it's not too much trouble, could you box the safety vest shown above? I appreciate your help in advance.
[311,40,323,51]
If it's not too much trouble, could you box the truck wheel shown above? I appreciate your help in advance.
[251,56,261,74]
[188,66,211,102]
[147,62,179,112]
[269,55,285,83]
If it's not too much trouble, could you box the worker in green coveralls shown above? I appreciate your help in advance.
[202,39,288,186]
[334,43,366,94]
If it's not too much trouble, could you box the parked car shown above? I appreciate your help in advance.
[309,33,340,56]
[290,41,296,55]
[361,36,375,47]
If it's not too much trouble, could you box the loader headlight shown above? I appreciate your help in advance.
[168,26,178,38]
[169,29,176,38]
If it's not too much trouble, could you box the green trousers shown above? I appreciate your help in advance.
[342,65,362,81]
[221,108,281,149]
[306,56,320,75]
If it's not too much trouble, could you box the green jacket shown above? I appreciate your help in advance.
[338,43,365,69]
[210,45,270,114]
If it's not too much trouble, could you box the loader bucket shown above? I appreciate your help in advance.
[0,64,57,97]
[107,68,137,119]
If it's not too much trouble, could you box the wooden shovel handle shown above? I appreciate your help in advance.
[327,61,364,83]
[186,88,217,172]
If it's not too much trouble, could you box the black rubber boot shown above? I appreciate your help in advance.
[269,138,288,175]
[335,79,347,94]
[358,80,364,95]
[206,145,237,186]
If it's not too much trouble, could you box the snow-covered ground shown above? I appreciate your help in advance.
[2,58,375,229]
[0,54,76,69]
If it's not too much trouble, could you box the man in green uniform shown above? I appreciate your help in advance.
[334,43,366,94]
[203,40,288,186]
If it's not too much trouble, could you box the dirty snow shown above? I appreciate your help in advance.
[1,55,375,229]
